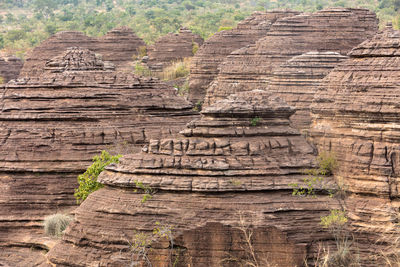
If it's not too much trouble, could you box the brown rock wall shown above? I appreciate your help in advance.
[310,26,400,265]
[204,8,378,107]
[147,27,203,72]
[47,90,340,266]
[0,48,197,265]
[19,27,145,77]
[188,10,300,103]
[0,55,23,83]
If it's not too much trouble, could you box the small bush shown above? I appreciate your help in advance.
[137,45,147,58]
[74,150,121,203]
[44,213,72,238]
[317,151,337,176]
[218,26,233,32]
[160,58,191,80]
[193,100,203,112]
[0,76,4,84]
[250,117,261,127]
[134,62,152,77]
[192,41,199,55]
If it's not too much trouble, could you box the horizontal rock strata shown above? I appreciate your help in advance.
[0,48,197,265]
[147,27,203,72]
[19,27,145,77]
[188,10,300,104]
[204,8,378,107]
[310,26,400,266]
[48,90,339,266]
[0,55,23,83]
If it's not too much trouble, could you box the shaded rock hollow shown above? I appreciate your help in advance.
[0,47,197,266]
[204,8,378,108]
[47,90,339,266]
[310,26,400,265]
[188,10,300,104]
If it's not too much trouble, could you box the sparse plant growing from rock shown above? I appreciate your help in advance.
[74,150,121,203]
[160,58,191,80]
[134,62,152,77]
[44,213,72,238]
[193,100,203,112]
[133,180,156,203]
[250,117,261,127]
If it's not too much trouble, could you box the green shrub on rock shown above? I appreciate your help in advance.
[74,150,121,203]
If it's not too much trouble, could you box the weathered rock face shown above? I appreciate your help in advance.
[205,8,378,107]
[245,52,348,133]
[19,27,145,77]
[188,10,300,104]
[147,27,203,72]
[0,48,197,265]
[310,26,400,265]
[0,55,23,83]
[47,90,339,266]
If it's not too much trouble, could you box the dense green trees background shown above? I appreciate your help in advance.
[0,0,398,58]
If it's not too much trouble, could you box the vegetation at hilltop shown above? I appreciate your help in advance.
[0,0,398,58]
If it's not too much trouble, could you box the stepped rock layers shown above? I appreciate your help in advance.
[188,10,300,104]
[0,48,197,266]
[19,27,145,77]
[204,8,378,108]
[147,27,203,72]
[310,27,400,265]
[47,90,340,267]
[0,55,23,83]
[261,52,348,132]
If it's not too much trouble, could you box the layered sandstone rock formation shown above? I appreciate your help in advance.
[310,26,400,265]
[147,27,203,72]
[188,10,300,103]
[204,8,378,107]
[0,47,197,265]
[0,55,23,83]
[48,90,339,266]
[19,27,145,77]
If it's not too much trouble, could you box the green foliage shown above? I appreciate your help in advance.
[193,100,203,112]
[160,58,191,80]
[133,180,156,203]
[317,151,337,176]
[74,150,121,203]
[0,76,4,84]
[250,117,261,127]
[321,210,348,230]
[218,26,233,31]
[192,41,199,55]
[134,62,152,77]
[43,213,72,238]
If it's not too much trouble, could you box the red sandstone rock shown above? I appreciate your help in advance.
[19,27,145,77]
[188,10,300,104]
[0,55,23,83]
[147,27,203,72]
[310,26,400,266]
[47,90,339,266]
[204,8,378,107]
[0,47,197,265]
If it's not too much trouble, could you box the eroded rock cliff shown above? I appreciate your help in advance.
[47,90,339,266]
[147,27,203,72]
[0,47,197,265]
[310,26,400,265]
[0,55,23,83]
[188,10,300,103]
[19,27,145,77]
[204,8,378,107]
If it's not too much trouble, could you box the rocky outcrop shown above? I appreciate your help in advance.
[204,8,378,107]
[147,27,203,72]
[0,48,197,265]
[310,26,400,265]
[19,27,145,77]
[0,55,23,83]
[188,10,300,104]
[47,90,339,266]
